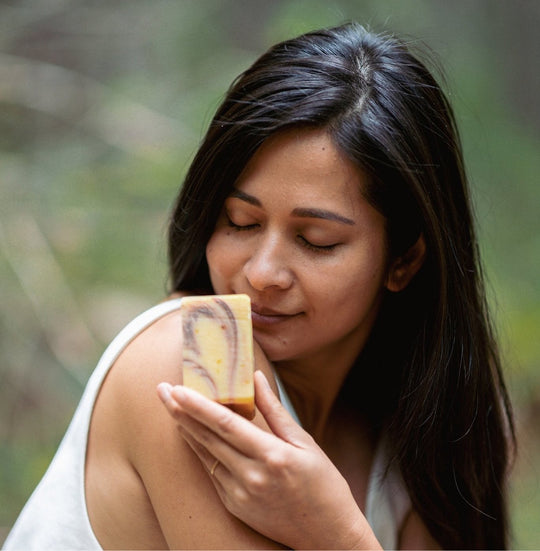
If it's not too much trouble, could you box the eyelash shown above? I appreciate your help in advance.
[226,218,338,253]
[227,219,258,232]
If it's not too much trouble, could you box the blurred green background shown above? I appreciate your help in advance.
[1,0,538,547]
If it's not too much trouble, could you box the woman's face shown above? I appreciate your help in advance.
[206,128,390,364]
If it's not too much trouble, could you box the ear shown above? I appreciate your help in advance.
[386,234,426,292]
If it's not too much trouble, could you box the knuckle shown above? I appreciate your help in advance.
[191,424,213,446]
[215,412,235,435]
[167,400,183,418]
[229,485,249,510]
[244,469,266,494]
[264,449,288,472]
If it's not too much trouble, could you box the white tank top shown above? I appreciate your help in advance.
[3,298,410,550]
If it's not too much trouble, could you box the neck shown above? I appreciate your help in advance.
[275,344,361,443]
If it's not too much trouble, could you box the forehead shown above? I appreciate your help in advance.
[235,128,367,213]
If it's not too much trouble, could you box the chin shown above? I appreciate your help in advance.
[258,341,310,364]
[254,337,290,363]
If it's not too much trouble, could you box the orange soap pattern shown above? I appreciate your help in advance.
[181,294,255,419]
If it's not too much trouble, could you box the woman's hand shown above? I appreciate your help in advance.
[157,371,381,550]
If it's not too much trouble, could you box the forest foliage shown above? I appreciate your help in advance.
[1,1,538,547]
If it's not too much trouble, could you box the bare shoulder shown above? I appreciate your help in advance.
[85,304,183,548]
[87,300,282,549]
[91,301,185,455]
[106,301,184,397]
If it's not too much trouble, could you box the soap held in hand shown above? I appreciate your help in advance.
[181,294,255,419]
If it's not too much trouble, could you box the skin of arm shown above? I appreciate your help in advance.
[158,370,442,550]
[159,371,380,551]
[86,303,439,549]
[85,307,286,550]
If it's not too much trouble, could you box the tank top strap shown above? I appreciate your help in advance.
[272,368,302,426]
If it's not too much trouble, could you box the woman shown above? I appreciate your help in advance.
[4,23,514,550]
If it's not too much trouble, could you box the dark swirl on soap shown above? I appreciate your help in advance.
[182,298,239,398]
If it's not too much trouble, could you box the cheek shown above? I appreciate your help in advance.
[205,235,217,266]
[206,232,241,290]
[206,229,229,262]
[326,249,388,311]
[205,235,223,287]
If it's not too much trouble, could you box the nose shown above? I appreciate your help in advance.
[243,234,294,291]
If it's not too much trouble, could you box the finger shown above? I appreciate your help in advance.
[166,383,283,458]
[254,371,312,448]
[158,382,253,472]
[181,429,238,503]
[179,425,218,472]
[158,381,283,465]
[175,418,258,508]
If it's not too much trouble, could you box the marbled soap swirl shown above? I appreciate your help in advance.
[181,294,255,418]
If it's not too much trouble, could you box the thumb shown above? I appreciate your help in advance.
[254,370,310,447]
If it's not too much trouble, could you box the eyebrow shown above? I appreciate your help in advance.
[230,189,261,206]
[229,189,356,226]
[291,207,355,226]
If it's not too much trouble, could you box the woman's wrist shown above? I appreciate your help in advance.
[344,517,382,550]
[294,508,381,551]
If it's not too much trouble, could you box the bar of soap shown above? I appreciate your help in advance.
[181,294,255,419]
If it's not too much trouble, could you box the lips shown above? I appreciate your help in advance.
[250,302,301,326]
[251,304,288,317]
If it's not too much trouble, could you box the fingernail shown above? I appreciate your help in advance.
[255,370,272,391]
[157,382,172,402]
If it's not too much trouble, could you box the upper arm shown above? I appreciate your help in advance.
[107,309,284,549]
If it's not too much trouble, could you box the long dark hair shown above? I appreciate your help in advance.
[168,22,515,549]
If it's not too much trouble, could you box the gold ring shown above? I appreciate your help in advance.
[210,459,220,476]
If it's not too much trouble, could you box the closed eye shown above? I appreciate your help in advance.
[298,235,338,252]
[226,215,258,231]
[225,211,337,251]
